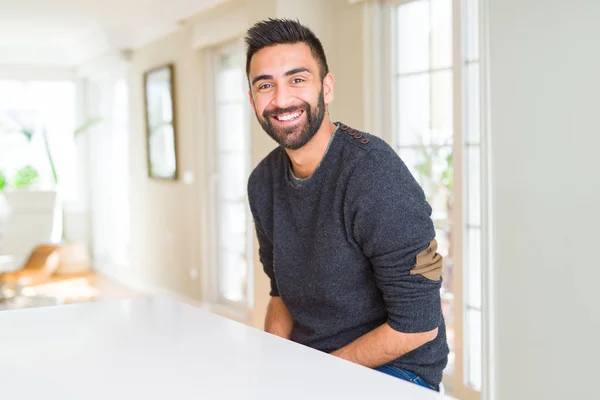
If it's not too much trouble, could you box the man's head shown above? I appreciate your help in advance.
[245,19,334,150]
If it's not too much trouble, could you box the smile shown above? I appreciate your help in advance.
[273,110,304,122]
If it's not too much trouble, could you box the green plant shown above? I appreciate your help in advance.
[41,128,58,184]
[12,165,40,188]
[413,142,454,207]
[13,118,102,186]
[0,169,6,192]
[73,117,103,138]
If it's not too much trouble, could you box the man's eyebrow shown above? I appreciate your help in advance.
[251,68,312,86]
[284,67,311,76]
[251,74,273,85]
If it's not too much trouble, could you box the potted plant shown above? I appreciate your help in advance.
[1,118,101,266]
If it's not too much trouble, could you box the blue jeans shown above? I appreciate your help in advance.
[375,365,438,392]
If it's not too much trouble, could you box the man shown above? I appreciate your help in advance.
[245,18,449,392]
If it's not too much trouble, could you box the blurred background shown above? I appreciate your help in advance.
[0,0,598,399]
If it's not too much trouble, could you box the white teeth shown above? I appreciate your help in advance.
[276,111,302,121]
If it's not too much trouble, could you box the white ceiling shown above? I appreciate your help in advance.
[0,0,225,67]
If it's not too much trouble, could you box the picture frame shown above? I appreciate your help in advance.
[144,63,178,180]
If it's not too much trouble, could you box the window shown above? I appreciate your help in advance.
[463,0,483,392]
[385,0,485,398]
[209,41,253,310]
[0,80,76,199]
[87,78,131,268]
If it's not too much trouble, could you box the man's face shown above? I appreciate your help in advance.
[248,43,334,150]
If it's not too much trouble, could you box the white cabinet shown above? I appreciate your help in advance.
[0,189,59,272]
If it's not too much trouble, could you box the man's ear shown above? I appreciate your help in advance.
[323,73,335,104]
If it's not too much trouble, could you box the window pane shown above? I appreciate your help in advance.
[218,202,247,271]
[0,80,76,197]
[466,63,481,144]
[217,103,246,152]
[466,0,480,61]
[0,80,25,108]
[398,146,453,222]
[397,74,430,146]
[467,309,482,390]
[396,0,430,74]
[433,144,453,222]
[219,201,246,232]
[220,228,246,255]
[431,70,453,145]
[442,292,455,375]
[435,228,450,258]
[214,44,251,308]
[431,0,453,69]
[467,227,481,309]
[397,72,452,147]
[437,227,455,376]
[219,251,248,303]
[218,152,246,201]
[398,147,430,198]
[217,67,245,103]
[467,146,481,226]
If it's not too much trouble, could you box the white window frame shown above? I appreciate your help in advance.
[204,38,254,321]
[378,0,493,398]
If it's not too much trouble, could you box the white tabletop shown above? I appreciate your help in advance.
[0,296,454,399]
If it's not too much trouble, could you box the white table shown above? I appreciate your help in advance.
[0,296,455,399]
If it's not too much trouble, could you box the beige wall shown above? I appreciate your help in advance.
[489,0,600,398]
[127,0,367,328]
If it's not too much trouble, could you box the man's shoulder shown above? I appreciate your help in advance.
[335,123,421,200]
[336,122,396,157]
[335,123,403,170]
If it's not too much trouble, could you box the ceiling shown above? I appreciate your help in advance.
[0,0,225,67]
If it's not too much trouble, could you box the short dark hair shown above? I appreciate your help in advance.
[245,18,329,82]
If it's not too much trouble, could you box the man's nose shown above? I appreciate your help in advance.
[271,85,294,109]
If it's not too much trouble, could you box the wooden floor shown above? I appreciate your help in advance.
[0,271,140,311]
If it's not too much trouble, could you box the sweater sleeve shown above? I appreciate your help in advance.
[248,171,279,297]
[254,219,279,297]
[349,149,444,333]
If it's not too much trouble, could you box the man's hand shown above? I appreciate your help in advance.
[265,296,293,339]
[330,323,438,368]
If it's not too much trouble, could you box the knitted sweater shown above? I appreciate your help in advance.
[248,123,449,387]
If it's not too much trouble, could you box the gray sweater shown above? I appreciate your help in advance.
[248,123,449,387]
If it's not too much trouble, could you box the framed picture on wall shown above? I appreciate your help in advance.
[144,63,178,180]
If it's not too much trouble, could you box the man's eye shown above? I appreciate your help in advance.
[292,78,305,84]
[259,83,273,90]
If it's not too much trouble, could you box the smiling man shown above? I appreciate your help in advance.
[245,19,449,392]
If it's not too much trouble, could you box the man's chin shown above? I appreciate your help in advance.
[271,127,304,147]
[277,136,303,150]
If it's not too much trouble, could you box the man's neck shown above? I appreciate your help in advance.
[286,118,337,179]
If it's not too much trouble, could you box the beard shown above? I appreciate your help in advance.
[256,88,326,150]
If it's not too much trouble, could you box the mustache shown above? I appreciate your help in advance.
[263,105,306,119]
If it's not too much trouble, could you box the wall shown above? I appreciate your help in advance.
[124,0,367,328]
[127,19,203,302]
[488,0,600,399]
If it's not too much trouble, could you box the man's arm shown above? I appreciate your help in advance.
[337,148,444,368]
[265,296,293,339]
[248,169,293,338]
[331,323,438,367]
